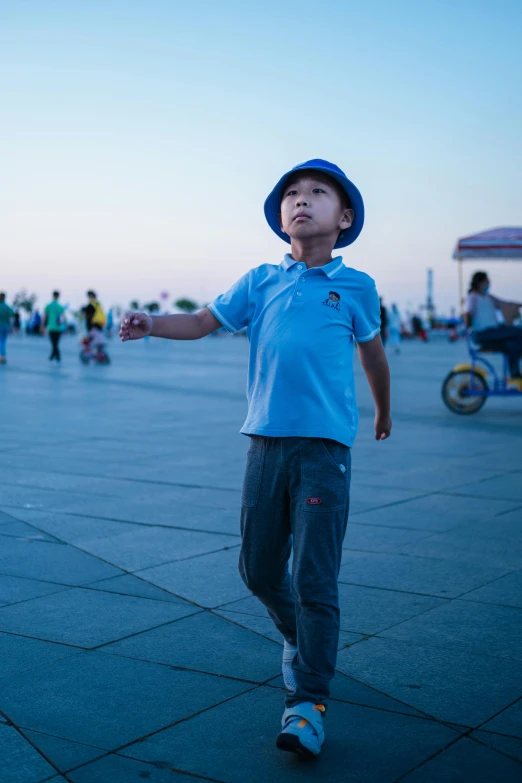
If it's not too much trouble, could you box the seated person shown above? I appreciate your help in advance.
[465,271,522,378]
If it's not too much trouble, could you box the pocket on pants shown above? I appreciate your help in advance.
[241,436,266,507]
[300,438,350,512]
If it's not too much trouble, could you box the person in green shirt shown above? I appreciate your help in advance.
[44,291,66,363]
[0,292,15,364]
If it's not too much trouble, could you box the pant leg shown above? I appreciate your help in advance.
[54,331,62,361]
[504,328,522,375]
[0,328,7,356]
[49,331,60,360]
[476,326,522,376]
[285,437,351,709]
[238,436,297,646]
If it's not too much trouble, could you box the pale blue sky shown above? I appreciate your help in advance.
[2,0,521,313]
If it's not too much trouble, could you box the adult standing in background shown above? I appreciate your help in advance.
[44,291,66,364]
[106,308,114,338]
[81,290,97,332]
[12,311,21,334]
[379,297,388,347]
[0,292,14,365]
[388,303,402,354]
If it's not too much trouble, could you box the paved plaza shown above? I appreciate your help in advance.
[0,332,521,782]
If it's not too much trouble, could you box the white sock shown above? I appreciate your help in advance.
[283,640,297,662]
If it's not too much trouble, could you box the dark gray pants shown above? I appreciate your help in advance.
[238,436,351,708]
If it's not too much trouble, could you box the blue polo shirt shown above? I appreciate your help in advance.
[208,254,380,447]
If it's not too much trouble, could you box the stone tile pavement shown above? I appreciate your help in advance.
[0,333,521,781]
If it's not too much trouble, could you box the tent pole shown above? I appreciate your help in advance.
[458,257,464,313]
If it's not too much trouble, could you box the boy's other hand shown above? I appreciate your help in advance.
[119,312,153,342]
[375,413,392,441]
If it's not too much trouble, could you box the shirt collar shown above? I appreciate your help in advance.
[281,254,345,279]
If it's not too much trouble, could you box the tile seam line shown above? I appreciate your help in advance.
[0,522,242,583]
[0,566,201,609]
[264,678,454,724]
[0,467,242,493]
[6,724,106,753]
[0,605,211,652]
[336,671,470,729]
[350,470,512,494]
[0,570,194,606]
[367,630,522,666]
[337,577,457,599]
[120,754,229,783]
[121,759,228,783]
[449,568,522,602]
[470,694,522,735]
[0,710,75,782]
[442,490,522,502]
[0,479,124,500]
[65,681,269,776]
[495,503,522,518]
[346,520,452,533]
[392,733,474,782]
[0,584,73,611]
[0,627,96,650]
[467,731,522,766]
[341,546,516,571]
[0,505,242,538]
[0,477,235,500]
[0,569,193,610]
[91,648,278,687]
[473,725,522,742]
[373,632,522,666]
[24,526,242,558]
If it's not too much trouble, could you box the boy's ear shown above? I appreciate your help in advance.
[340,208,354,230]
[278,212,288,235]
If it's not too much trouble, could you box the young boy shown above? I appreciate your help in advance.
[120,159,391,758]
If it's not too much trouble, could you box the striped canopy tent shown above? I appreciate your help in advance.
[453,227,522,307]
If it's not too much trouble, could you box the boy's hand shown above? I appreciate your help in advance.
[375,413,392,440]
[119,312,153,342]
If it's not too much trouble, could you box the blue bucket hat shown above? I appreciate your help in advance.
[263,158,364,249]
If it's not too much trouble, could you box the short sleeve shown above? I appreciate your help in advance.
[353,281,381,342]
[208,271,252,334]
[465,293,478,315]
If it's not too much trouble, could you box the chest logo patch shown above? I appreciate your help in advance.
[322,291,341,311]
[306,497,323,505]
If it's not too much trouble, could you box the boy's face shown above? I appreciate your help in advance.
[279,173,354,246]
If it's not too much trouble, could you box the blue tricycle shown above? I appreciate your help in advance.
[442,333,522,414]
[442,227,522,414]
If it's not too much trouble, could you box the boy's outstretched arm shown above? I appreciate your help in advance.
[119,307,222,342]
[357,335,392,440]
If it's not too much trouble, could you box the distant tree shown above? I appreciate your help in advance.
[13,289,37,314]
[144,301,160,313]
[130,300,140,311]
[175,298,198,313]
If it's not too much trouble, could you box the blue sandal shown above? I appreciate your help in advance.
[276,701,326,757]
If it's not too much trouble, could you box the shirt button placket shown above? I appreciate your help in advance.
[294,265,305,300]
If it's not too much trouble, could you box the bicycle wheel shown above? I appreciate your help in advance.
[441,370,488,414]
